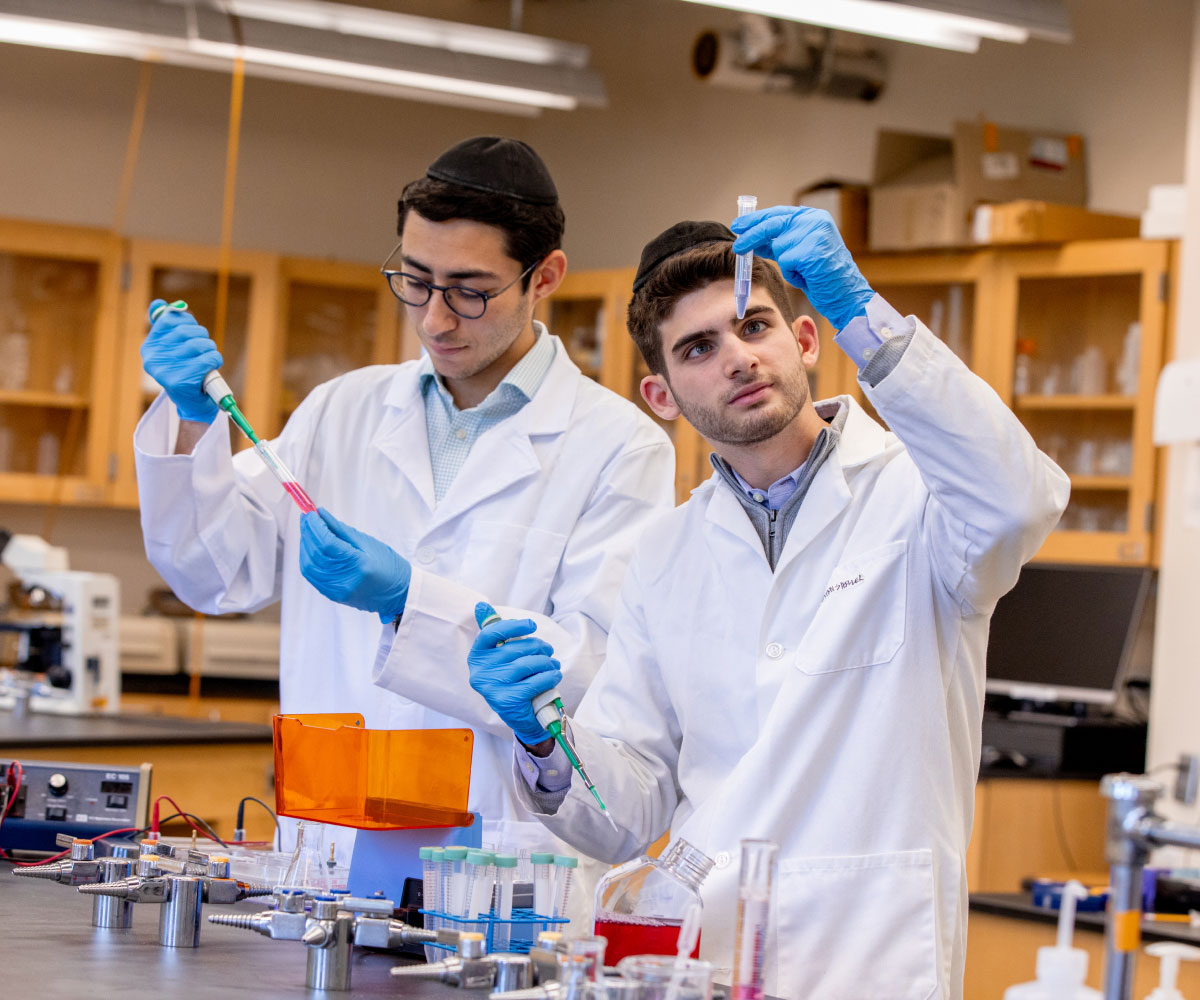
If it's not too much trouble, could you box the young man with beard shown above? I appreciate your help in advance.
[466,207,1069,997]
[133,137,675,886]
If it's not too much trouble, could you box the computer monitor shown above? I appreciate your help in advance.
[985,563,1154,709]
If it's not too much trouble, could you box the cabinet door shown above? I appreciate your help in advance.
[111,241,279,507]
[0,220,120,505]
[537,269,706,503]
[859,251,1001,389]
[994,240,1169,564]
[271,258,401,436]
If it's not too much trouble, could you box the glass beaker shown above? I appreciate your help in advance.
[593,838,715,964]
[616,955,715,1000]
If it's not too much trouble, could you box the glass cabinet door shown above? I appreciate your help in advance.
[0,221,120,504]
[272,259,400,435]
[112,241,278,507]
[996,240,1170,564]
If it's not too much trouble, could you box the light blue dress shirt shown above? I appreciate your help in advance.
[418,322,556,502]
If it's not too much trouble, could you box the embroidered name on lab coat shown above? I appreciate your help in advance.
[822,573,864,601]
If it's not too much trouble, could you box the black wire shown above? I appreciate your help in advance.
[123,812,229,849]
[237,796,280,847]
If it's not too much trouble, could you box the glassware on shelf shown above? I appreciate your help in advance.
[35,431,60,476]
[1013,338,1038,396]
[593,837,715,965]
[1071,345,1107,395]
[0,317,30,391]
[52,363,74,395]
[0,427,12,471]
[1114,322,1141,396]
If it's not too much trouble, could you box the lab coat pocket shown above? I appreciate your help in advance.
[775,849,937,1000]
[795,540,907,674]
[461,520,568,609]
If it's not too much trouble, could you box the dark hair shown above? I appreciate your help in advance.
[627,243,797,374]
[398,177,565,291]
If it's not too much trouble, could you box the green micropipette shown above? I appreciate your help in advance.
[475,602,618,830]
[149,300,318,512]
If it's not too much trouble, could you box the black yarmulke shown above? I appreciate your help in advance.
[632,220,735,293]
[426,136,559,206]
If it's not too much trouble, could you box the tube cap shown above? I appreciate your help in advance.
[632,220,735,293]
[553,856,578,868]
[444,847,469,861]
[427,136,558,206]
[530,852,555,865]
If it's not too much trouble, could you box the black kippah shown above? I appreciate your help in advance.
[426,136,559,206]
[632,220,735,293]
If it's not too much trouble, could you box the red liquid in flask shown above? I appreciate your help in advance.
[281,480,317,513]
[593,917,700,965]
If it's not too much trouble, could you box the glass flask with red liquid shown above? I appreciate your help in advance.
[592,837,714,965]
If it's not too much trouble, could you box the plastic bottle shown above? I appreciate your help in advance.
[1002,881,1102,1000]
[1014,338,1037,396]
[592,837,715,965]
[1143,942,1200,1000]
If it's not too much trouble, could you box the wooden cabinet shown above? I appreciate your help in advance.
[111,239,279,506]
[537,268,710,502]
[857,239,1173,565]
[0,220,121,505]
[993,240,1171,565]
[109,244,401,507]
[270,258,401,436]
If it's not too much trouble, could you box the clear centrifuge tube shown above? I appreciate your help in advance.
[553,855,578,919]
[731,839,778,1000]
[734,195,758,319]
[493,854,518,952]
[421,847,441,961]
[532,852,555,917]
[444,846,468,919]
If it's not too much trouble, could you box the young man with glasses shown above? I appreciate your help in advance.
[133,137,675,877]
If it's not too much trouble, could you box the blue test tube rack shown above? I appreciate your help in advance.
[420,907,569,954]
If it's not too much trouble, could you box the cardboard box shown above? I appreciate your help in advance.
[973,201,1139,244]
[869,121,1088,251]
[795,180,869,255]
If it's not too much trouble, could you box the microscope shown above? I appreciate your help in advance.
[0,531,120,714]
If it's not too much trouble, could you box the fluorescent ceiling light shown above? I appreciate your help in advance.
[180,0,591,68]
[0,0,606,116]
[679,0,1071,52]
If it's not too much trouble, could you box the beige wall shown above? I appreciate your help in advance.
[1148,0,1200,835]
[0,0,1197,649]
[0,0,1192,271]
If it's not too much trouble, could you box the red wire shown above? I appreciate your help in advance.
[152,795,224,845]
[0,761,24,861]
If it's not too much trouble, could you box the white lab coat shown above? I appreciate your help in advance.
[513,322,1070,999]
[134,337,676,888]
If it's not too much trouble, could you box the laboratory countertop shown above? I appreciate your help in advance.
[970,892,1200,945]
[0,861,445,999]
[0,710,272,747]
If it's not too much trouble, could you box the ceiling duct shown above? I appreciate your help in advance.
[693,15,886,102]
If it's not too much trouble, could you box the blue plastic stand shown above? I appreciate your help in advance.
[347,812,482,901]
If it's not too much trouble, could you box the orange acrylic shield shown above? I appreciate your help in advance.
[273,713,474,830]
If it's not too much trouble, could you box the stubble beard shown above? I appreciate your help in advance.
[672,370,810,446]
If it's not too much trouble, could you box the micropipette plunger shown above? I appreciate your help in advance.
[734,195,758,320]
[148,300,317,513]
[474,601,618,832]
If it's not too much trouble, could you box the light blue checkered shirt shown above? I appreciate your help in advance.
[418,322,557,502]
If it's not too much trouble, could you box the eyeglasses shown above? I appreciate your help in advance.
[380,241,538,320]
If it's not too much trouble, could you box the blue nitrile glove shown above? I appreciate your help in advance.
[730,206,874,330]
[299,508,411,622]
[141,299,224,423]
[467,617,562,746]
